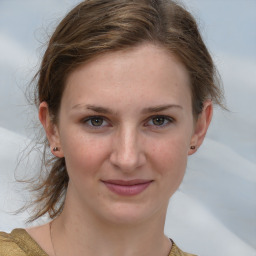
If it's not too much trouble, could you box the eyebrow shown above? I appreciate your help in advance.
[71,104,182,114]
[72,104,115,114]
[141,104,183,114]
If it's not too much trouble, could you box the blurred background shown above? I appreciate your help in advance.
[0,1,255,255]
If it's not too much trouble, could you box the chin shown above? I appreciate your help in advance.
[98,200,165,226]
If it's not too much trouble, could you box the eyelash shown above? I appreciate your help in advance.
[145,115,174,128]
[82,116,109,129]
[82,115,174,129]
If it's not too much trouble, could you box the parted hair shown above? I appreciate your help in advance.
[29,0,224,221]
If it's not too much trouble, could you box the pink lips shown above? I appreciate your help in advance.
[102,179,153,196]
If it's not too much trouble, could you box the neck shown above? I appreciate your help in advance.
[51,189,171,256]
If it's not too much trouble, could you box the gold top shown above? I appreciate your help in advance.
[0,229,196,256]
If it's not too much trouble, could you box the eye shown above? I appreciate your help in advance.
[83,116,109,128]
[146,115,174,128]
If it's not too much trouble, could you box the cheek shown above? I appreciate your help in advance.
[60,131,110,178]
[153,141,188,174]
[151,127,191,164]
[149,131,191,190]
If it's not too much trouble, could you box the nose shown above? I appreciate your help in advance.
[109,126,146,172]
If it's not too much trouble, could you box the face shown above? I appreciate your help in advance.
[40,44,212,225]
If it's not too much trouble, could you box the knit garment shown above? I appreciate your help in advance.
[0,229,196,256]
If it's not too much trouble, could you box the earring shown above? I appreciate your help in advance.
[190,146,196,150]
[53,147,59,152]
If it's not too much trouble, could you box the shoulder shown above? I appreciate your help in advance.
[169,240,197,256]
[0,229,27,256]
[0,229,48,256]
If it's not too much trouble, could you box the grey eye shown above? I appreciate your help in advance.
[90,117,104,126]
[152,116,166,126]
[146,116,173,128]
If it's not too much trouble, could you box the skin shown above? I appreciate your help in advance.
[27,43,212,256]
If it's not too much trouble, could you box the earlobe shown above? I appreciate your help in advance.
[188,100,213,155]
[38,102,64,158]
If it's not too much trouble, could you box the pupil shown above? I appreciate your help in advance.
[91,118,103,126]
[153,117,164,125]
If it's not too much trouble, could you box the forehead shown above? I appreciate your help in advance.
[62,43,192,111]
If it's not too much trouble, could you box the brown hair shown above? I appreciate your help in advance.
[28,0,224,221]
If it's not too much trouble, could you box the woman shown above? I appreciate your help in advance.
[0,0,223,255]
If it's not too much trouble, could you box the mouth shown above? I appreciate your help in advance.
[101,179,153,196]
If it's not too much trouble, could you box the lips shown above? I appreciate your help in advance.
[101,179,153,196]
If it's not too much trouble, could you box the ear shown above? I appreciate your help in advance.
[188,100,213,155]
[39,102,64,158]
